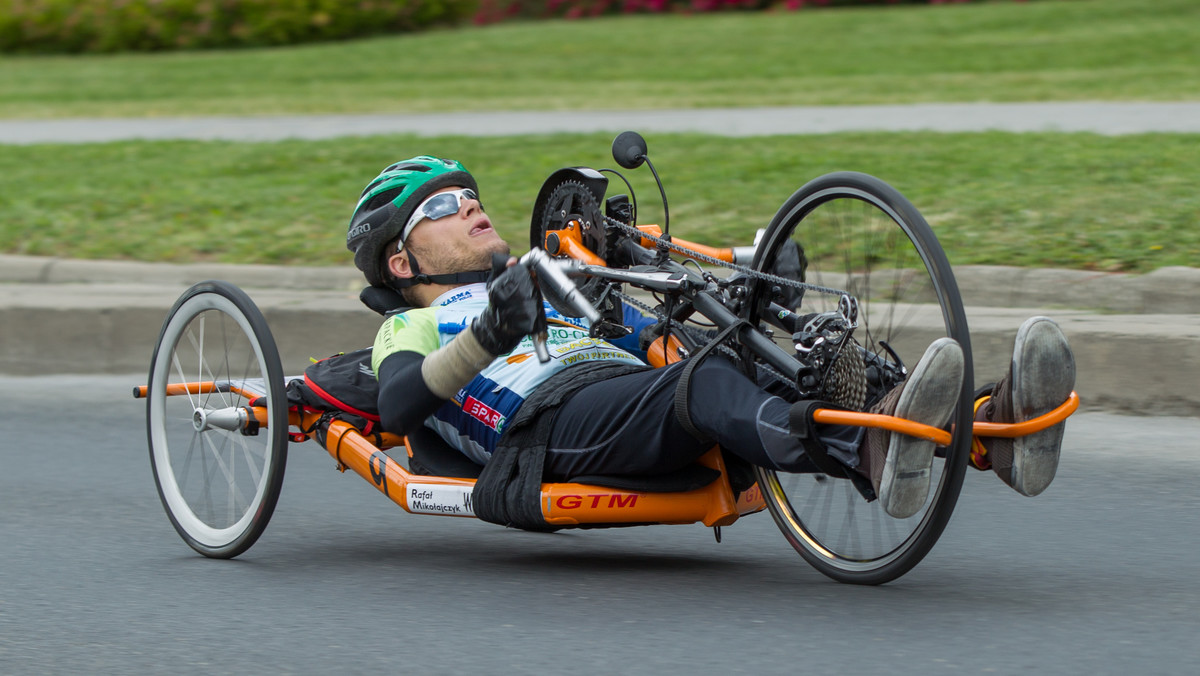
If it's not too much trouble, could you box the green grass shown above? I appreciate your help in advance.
[1,0,1198,119]
[2,131,1196,273]
[2,1,1195,273]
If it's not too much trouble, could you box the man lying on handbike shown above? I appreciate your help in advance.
[345,156,1076,520]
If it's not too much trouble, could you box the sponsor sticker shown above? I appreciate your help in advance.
[438,289,476,306]
[464,395,506,433]
[406,484,475,516]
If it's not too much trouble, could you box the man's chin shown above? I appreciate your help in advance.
[486,238,511,257]
[466,238,511,270]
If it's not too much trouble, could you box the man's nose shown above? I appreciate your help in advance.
[460,197,481,216]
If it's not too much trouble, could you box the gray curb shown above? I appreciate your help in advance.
[5,254,1198,313]
[2,255,1197,416]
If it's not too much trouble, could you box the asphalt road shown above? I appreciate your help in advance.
[2,374,1198,675]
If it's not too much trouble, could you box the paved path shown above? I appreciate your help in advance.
[3,102,1199,143]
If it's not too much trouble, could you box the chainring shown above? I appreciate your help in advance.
[538,180,607,262]
[532,179,621,319]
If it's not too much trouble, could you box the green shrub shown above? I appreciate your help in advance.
[0,0,478,54]
[473,0,991,23]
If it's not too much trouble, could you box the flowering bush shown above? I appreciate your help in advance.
[0,0,1000,52]
[474,0,980,23]
[0,0,476,53]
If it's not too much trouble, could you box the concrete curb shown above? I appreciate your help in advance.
[0,254,365,292]
[5,254,1198,313]
[2,256,1197,416]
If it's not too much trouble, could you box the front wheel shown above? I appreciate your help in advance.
[745,172,973,585]
[146,281,288,559]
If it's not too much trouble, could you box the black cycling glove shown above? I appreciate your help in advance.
[472,259,543,356]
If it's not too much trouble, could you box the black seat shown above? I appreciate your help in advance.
[360,285,410,316]
[405,426,485,479]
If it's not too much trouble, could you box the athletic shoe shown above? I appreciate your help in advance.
[857,337,965,518]
[976,316,1076,496]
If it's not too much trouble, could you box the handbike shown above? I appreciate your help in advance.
[135,132,1078,585]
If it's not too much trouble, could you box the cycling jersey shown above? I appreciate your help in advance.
[372,282,646,465]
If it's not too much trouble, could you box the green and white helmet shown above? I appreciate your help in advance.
[346,156,480,287]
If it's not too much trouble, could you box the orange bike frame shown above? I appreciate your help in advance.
[138,380,764,526]
[295,410,764,527]
[632,225,740,264]
[543,222,739,266]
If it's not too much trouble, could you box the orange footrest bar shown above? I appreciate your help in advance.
[811,409,953,446]
[972,391,1079,438]
[811,391,1079,446]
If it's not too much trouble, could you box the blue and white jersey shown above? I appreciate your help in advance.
[372,283,646,465]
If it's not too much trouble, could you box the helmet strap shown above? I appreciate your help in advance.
[386,249,490,289]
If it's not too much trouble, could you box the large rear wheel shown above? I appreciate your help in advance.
[746,172,973,585]
[146,281,288,559]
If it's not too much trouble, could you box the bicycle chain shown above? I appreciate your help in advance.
[602,215,849,298]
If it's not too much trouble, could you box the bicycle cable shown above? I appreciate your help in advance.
[601,214,850,298]
[610,286,800,394]
[568,214,853,395]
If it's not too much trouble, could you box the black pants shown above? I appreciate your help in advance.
[543,357,862,479]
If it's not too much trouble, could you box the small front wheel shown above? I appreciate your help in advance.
[745,172,973,585]
[146,281,288,558]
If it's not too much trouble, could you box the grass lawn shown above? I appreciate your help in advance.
[2,131,1195,273]
[0,0,1198,118]
[2,1,1195,273]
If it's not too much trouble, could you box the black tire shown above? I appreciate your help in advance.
[146,281,288,559]
[745,172,973,585]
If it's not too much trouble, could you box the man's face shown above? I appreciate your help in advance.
[392,185,509,278]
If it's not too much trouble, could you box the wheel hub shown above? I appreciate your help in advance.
[192,408,208,432]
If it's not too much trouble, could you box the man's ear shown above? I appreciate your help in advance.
[388,250,412,280]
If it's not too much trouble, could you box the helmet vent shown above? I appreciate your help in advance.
[386,162,432,173]
[363,186,405,212]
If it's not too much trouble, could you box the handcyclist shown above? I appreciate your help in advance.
[347,156,1076,520]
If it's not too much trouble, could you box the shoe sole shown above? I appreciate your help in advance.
[1009,317,1076,496]
[879,337,964,519]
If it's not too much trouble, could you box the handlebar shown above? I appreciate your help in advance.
[520,249,601,325]
[523,252,803,383]
[518,249,602,363]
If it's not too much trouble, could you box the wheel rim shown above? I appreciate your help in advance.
[749,180,971,578]
[148,292,279,550]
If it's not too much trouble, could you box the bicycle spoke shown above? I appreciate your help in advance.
[234,433,265,487]
[171,342,197,411]
[201,430,248,515]
[219,311,234,409]
[196,313,206,409]
[176,427,200,502]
